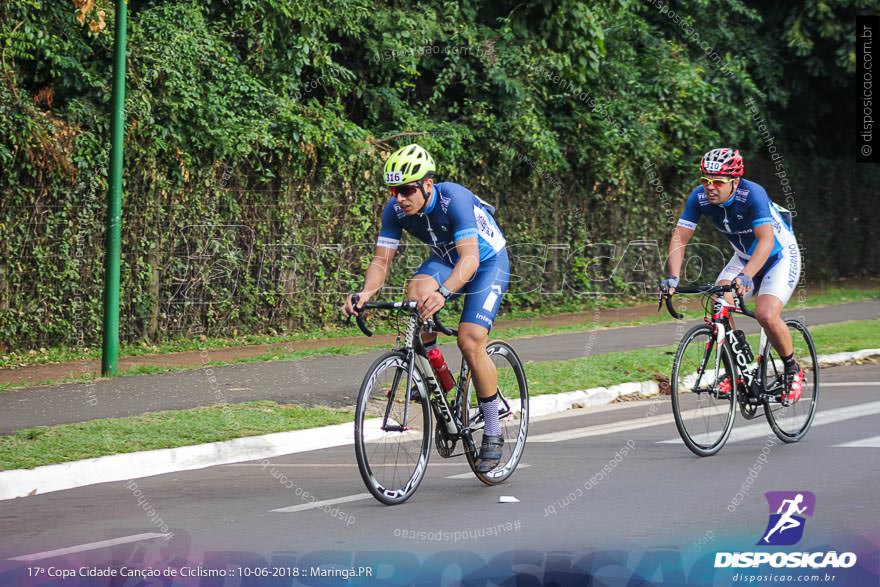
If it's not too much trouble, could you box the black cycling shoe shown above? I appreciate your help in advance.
[474,434,504,473]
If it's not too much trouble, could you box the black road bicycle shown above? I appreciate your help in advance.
[660,284,819,457]
[349,296,529,505]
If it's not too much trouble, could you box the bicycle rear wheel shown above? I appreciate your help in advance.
[462,340,529,485]
[761,319,819,442]
[671,324,737,457]
[354,351,431,505]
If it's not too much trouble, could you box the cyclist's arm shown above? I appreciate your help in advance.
[741,224,774,278]
[666,225,694,281]
[362,245,396,298]
[667,190,701,282]
[445,237,480,293]
[348,201,400,311]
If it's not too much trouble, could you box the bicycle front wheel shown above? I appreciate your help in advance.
[354,351,431,505]
[671,324,737,457]
[761,319,819,442]
[462,340,529,485]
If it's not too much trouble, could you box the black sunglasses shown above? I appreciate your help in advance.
[391,183,421,198]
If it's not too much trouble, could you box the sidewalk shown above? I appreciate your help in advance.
[0,301,661,388]
[0,300,877,434]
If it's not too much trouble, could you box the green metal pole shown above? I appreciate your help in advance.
[101,0,128,376]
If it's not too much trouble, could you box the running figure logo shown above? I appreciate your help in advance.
[759,491,816,546]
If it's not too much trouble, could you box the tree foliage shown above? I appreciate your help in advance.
[0,0,874,350]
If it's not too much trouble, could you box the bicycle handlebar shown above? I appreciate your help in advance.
[659,283,755,320]
[348,294,457,337]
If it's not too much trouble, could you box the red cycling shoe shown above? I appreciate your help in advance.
[782,368,805,404]
[716,376,742,399]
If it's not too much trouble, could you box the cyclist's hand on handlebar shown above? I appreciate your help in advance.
[733,273,753,297]
[416,290,446,323]
[342,292,368,317]
[659,276,679,296]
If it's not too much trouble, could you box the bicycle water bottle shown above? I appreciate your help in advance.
[426,347,455,392]
[732,329,754,363]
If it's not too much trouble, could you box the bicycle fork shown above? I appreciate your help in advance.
[381,351,415,433]
[692,324,725,393]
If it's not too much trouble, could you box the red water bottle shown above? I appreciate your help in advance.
[426,347,455,392]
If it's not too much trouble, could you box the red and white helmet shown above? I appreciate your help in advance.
[700,148,744,177]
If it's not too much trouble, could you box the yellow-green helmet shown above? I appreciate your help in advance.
[383,144,435,186]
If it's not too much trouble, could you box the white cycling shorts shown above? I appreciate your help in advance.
[717,243,802,304]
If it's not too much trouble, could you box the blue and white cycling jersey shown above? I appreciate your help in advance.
[377,182,506,263]
[677,178,796,263]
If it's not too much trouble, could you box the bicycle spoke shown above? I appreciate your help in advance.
[463,341,529,484]
[355,352,430,505]
[672,325,736,456]
[762,320,819,442]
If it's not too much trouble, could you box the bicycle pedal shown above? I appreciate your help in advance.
[381,425,411,432]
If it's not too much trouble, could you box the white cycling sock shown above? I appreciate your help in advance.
[479,395,501,437]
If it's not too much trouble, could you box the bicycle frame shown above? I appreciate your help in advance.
[664,285,775,403]
[712,296,763,394]
[374,307,479,456]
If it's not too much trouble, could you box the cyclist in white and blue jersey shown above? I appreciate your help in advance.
[663,148,804,402]
[342,144,510,472]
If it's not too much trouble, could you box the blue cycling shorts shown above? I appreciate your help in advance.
[413,249,510,331]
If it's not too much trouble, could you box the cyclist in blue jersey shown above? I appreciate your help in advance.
[662,148,804,402]
[342,144,510,472]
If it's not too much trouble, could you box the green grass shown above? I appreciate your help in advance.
[3,282,876,370]
[797,286,880,307]
[807,319,880,353]
[2,286,878,393]
[0,401,353,471]
[3,319,876,471]
[522,319,880,397]
[0,345,376,393]
[491,286,880,341]
[0,327,387,370]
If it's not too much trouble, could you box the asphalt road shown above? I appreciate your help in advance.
[0,301,877,433]
[2,363,878,576]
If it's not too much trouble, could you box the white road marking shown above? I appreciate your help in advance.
[530,399,667,423]
[834,435,880,448]
[658,400,880,444]
[529,406,727,443]
[223,462,468,468]
[9,533,171,562]
[271,493,371,513]
[823,382,880,387]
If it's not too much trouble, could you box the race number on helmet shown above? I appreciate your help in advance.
[701,147,744,177]
[383,144,436,186]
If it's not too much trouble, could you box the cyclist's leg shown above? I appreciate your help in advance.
[408,256,455,346]
[753,246,802,399]
[753,248,800,357]
[457,249,510,399]
[457,250,510,469]
[716,253,746,330]
[755,295,791,355]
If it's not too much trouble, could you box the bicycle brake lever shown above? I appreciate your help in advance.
[346,293,358,325]
[348,293,373,337]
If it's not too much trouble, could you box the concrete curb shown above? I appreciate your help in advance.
[2,348,878,501]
